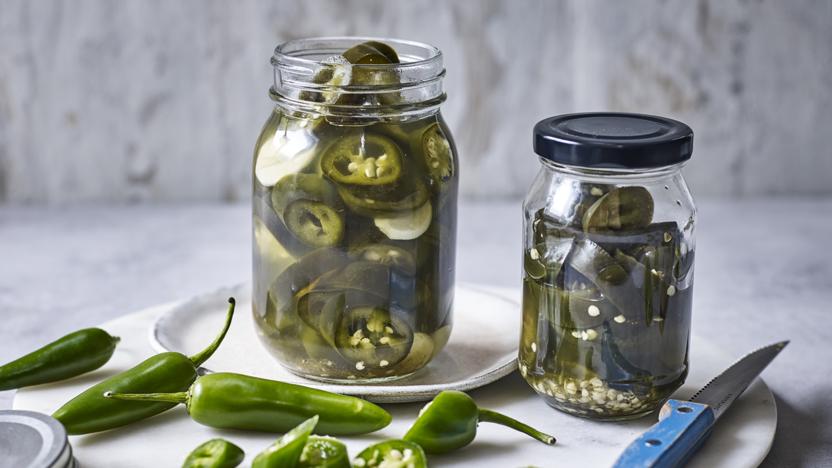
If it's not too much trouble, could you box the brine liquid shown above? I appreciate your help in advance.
[520,200,694,420]
[252,110,457,382]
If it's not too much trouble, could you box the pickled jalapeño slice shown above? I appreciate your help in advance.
[335,307,413,369]
[253,216,295,278]
[582,186,654,232]
[271,174,345,247]
[321,132,403,187]
[342,41,400,65]
[394,332,434,374]
[374,202,432,240]
[341,41,400,92]
[338,180,429,216]
[296,55,352,105]
[255,117,318,187]
[421,123,454,183]
[350,244,418,275]
[284,201,345,247]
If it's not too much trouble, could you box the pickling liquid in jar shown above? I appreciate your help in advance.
[252,38,458,383]
[520,114,696,420]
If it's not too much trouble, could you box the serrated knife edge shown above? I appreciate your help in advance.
[689,340,789,420]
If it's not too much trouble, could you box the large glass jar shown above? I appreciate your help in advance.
[252,38,457,383]
[519,113,695,420]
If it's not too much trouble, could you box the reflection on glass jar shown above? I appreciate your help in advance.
[252,38,457,383]
[520,113,696,420]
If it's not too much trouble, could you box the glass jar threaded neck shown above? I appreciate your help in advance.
[539,158,687,183]
[270,37,445,119]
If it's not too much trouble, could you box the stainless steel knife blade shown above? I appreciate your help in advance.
[690,340,788,420]
[613,340,788,468]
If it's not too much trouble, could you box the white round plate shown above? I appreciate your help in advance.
[13,288,777,468]
[150,283,520,403]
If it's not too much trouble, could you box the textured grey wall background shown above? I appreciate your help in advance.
[0,0,830,204]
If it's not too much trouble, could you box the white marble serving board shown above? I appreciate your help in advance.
[14,286,777,468]
[150,283,518,403]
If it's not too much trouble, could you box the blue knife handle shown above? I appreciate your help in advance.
[612,400,715,468]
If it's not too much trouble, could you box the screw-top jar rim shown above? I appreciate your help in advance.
[270,37,446,117]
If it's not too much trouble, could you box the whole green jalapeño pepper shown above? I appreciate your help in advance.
[105,372,391,435]
[404,390,556,454]
[182,438,245,468]
[53,298,236,435]
[353,440,427,468]
[0,328,119,391]
[253,416,318,468]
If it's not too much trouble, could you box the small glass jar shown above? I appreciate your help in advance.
[252,38,458,383]
[519,113,696,420]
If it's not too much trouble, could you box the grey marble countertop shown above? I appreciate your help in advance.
[1,199,830,467]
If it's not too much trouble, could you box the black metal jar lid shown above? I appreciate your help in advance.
[533,112,693,169]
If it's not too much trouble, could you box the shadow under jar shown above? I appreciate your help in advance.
[252,38,458,383]
[520,113,696,420]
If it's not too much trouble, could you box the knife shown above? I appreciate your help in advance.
[612,340,788,468]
